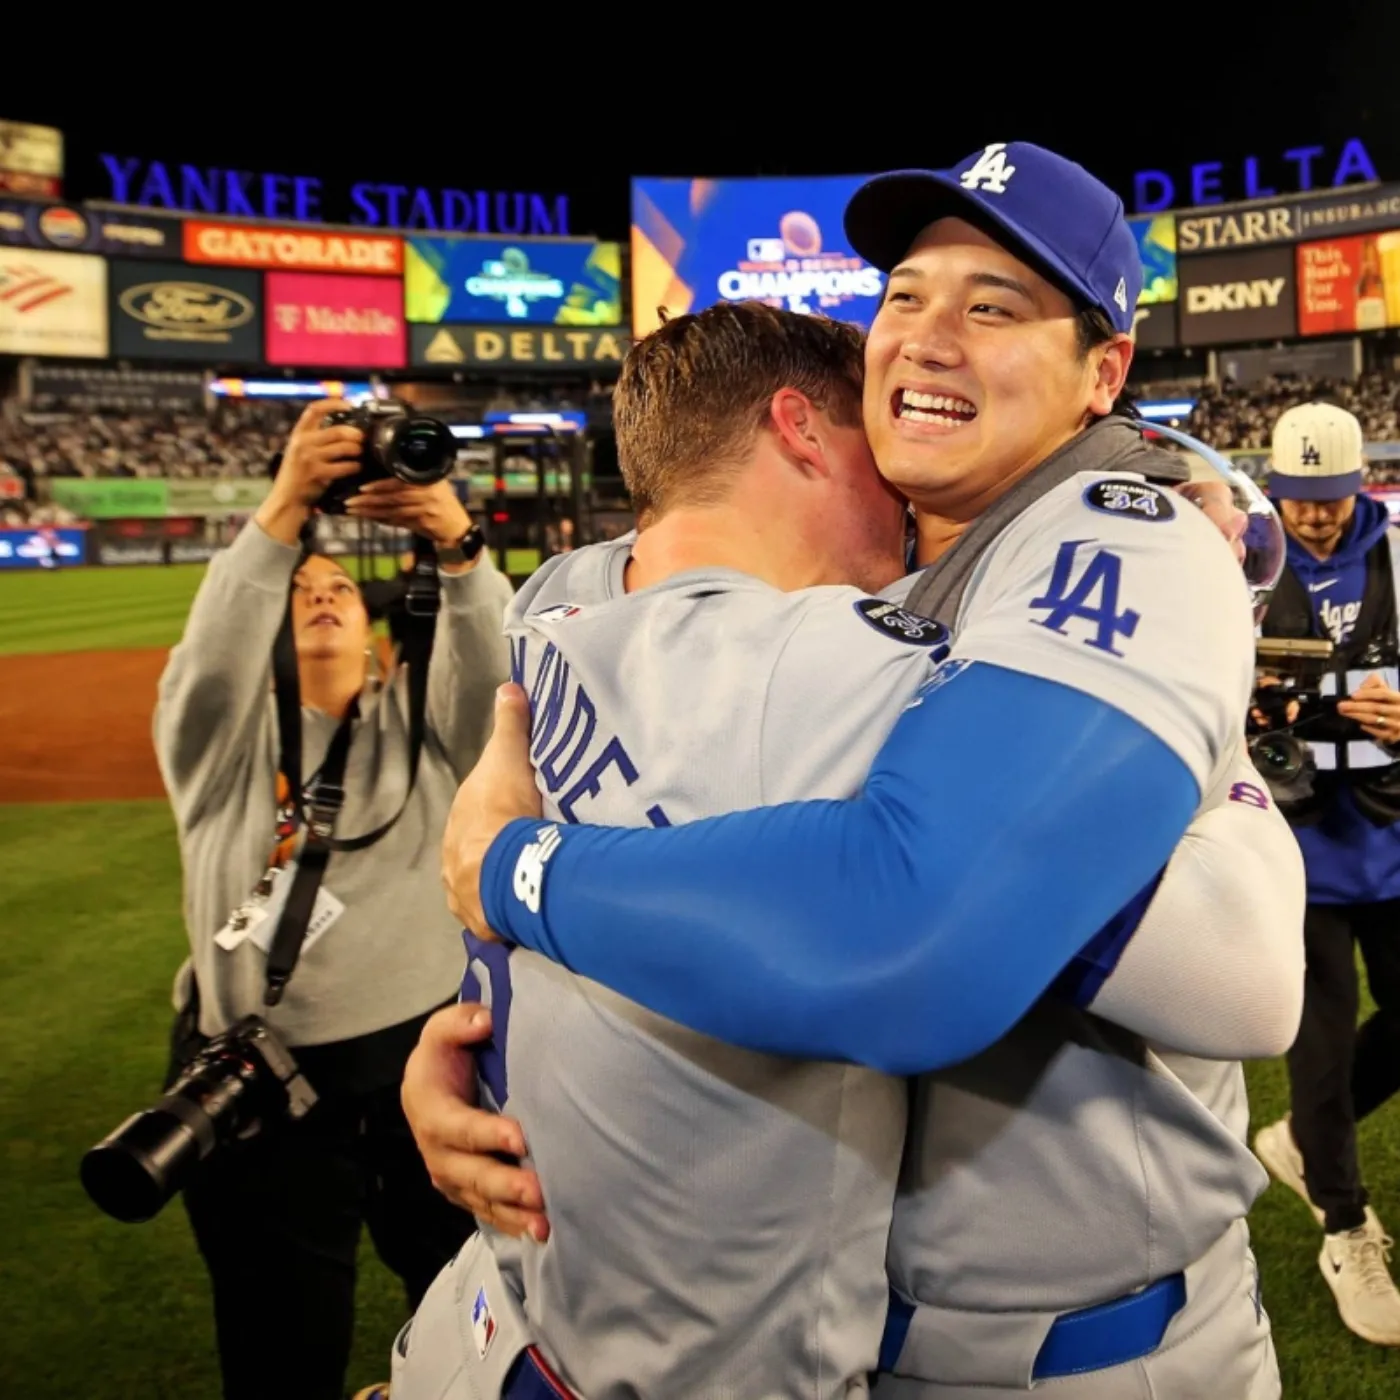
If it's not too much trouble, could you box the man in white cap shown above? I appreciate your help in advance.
[1252,400,1400,1346]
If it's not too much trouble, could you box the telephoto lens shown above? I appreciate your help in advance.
[80,1017,316,1223]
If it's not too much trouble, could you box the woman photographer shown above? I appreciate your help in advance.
[153,399,513,1400]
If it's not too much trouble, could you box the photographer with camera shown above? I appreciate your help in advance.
[106,399,513,1400]
[1249,402,1400,1346]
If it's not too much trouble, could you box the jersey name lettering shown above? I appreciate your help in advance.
[511,634,672,827]
[1028,540,1140,657]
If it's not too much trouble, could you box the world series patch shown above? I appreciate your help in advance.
[1082,479,1176,522]
[853,598,951,649]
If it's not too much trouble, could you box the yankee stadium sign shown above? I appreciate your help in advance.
[96,155,570,236]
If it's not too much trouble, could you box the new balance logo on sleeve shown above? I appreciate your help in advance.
[514,824,562,913]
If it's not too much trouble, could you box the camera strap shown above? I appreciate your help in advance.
[263,530,441,1005]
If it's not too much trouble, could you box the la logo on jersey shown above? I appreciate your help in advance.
[959,143,1016,194]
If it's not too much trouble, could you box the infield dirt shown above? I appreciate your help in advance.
[0,649,168,803]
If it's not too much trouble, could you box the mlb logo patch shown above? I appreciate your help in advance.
[533,603,582,622]
[472,1285,497,1359]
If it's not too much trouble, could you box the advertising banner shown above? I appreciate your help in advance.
[0,198,181,260]
[0,526,86,568]
[1131,299,1178,349]
[1178,246,1297,346]
[184,221,403,276]
[1296,232,1400,335]
[1130,213,1177,304]
[49,477,169,519]
[404,238,621,325]
[410,323,630,369]
[631,175,886,336]
[28,364,207,411]
[0,121,62,199]
[0,250,107,357]
[1177,183,1400,254]
[109,259,263,361]
[265,272,405,368]
[166,478,270,515]
[1217,339,1360,386]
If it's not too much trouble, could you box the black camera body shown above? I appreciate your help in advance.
[316,400,458,513]
[1248,636,1400,826]
[80,1016,316,1223]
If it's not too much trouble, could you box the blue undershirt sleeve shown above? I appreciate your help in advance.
[481,662,1199,1074]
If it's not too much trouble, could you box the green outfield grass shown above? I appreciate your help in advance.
[0,556,409,657]
[2,799,1398,1396]
[3,565,1400,1396]
[0,801,406,1399]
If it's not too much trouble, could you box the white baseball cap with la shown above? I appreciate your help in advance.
[1268,402,1365,501]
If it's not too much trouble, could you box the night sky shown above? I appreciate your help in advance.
[10,22,1400,243]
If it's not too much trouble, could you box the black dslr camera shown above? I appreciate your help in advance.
[315,400,458,513]
[80,1016,316,1223]
[1248,637,1400,825]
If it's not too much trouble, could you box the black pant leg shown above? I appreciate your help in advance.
[360,1081,477,1310]
[182,1096,366,1400]
[1353,896,1400,1123]
[1287,902,1368,1233]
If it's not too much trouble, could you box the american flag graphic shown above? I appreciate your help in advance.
[0,263,74,313]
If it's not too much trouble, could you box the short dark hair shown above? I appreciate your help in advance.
[1074,304,1117,360]
[613,302,866,521]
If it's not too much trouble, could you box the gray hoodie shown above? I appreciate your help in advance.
[154,521,514,1047]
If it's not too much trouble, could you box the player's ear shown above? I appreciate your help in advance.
[768,388,829,479]
[1087,335,1134,418]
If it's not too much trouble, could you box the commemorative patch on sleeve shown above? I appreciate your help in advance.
[853,598,951,649]
[1082,479,1176,522]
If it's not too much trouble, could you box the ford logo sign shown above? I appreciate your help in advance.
[119,281,255,331]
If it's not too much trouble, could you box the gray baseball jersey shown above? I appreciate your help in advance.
[873,472,1283,1397]
[436,468,1294,1399]
[466,536,946,1398]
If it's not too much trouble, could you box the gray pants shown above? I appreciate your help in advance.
[874,1220,1279,1400]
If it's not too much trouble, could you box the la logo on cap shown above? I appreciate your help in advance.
[959,144,1017,194]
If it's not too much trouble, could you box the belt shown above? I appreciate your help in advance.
[879,1271,1188,1381]
[503,1345,578,1399]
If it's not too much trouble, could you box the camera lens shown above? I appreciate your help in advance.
[386,417,455,485]
[81,1106,204,1223]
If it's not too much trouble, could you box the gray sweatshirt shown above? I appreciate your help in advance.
[154,521,514,1046]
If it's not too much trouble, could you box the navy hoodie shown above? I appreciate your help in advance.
[1287,493,1400,903]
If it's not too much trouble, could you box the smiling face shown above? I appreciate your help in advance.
[291,554,371,667]
[863,217,1131,515]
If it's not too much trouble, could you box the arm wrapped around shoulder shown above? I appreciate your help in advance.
[1085,752,1306,1061]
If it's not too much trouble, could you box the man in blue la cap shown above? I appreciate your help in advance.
[427,142,1295,1397]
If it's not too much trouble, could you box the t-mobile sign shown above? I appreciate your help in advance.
[264,271,405,368]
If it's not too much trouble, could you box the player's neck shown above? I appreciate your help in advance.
[298,659,364,721]
[627,505,842,593]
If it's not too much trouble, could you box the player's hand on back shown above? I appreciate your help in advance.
[401,1003,550,1241]
[443,684,542,940]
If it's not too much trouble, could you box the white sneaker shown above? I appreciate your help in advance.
[1254,1116,1325,1225]
[1320,1223,1400,1346]
[1254,1115,1386,1234]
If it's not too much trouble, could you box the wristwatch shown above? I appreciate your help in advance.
[436,523,486,566]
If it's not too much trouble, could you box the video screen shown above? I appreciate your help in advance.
[405,238,621,326]
[631,175,886,337]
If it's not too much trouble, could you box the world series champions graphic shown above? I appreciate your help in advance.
[630,176,886,337]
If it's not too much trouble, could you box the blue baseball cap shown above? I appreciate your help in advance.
[844,142,1142,334]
